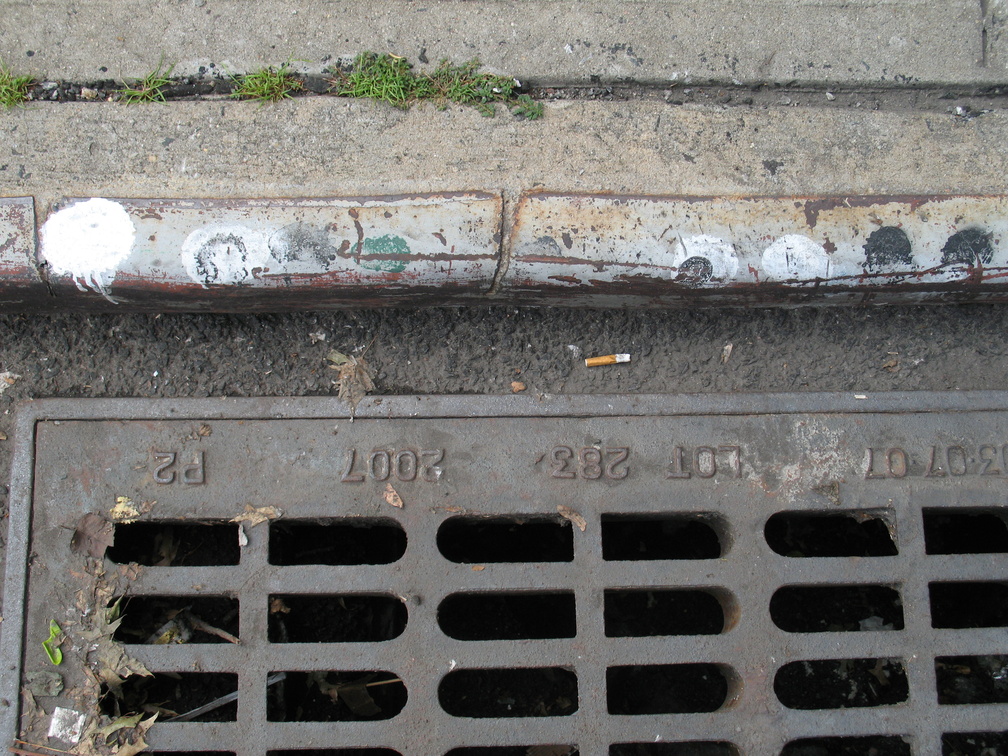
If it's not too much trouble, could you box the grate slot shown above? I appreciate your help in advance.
[439,668,579,718]
[609,746,738,756]
[439,592,577,640]
[940,731,1008,755]
[438,517,574,563]
[600,515,724,561]
[769,585,904,633]
[780,736,912,755]
[266,671,407,721]
[604,589,727,636]
[765,511,898,557]
[267,750,403,755]
[103,673,239,721]
[928,582,1008,628]
[113,595,239,644]
[445,749,578,756]
[267,595,407,643]
[108,521,241,566]
[605,664,732,714]
[922,509,1008,555]
[774,659,909,709]
[935,655,1008,705]
[269,519,407,565]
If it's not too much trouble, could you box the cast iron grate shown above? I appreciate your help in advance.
[2,395,1008,756]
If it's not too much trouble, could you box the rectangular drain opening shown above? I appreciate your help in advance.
[3,395,1008,756]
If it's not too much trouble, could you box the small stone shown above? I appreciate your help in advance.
[825,91,836,101]
[80,87,99,100]
[41,81,59,91]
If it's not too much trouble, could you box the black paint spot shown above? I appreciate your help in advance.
[195,233,247,284]
[674,256,713,287]
[762,159,784,176]
[26,50,34,57]
[532,236,562,257]
[863,226,913,272]
[268,222,338,267]
[941,228,994,266]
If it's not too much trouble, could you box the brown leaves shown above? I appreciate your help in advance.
[511,380,526,393]
[556,505,587,532]
[383,482,404,508]
[327,349,375,412]
[230,504,282,527]
[71,513,115,558]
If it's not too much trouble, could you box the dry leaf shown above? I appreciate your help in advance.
[0,371,20,395]
[25,669,64,697]
[383,482,404,508]
[511,381,526,393]
[230,504,282,527]
[556,505,587,532]
[197,424,212,437]
[721,343,733,364]
[71,513,115,558]
[882,357,899,372]
[327,349,375,412]
[110,496,141,523]
[0,431,7,441]
[471,564,485,572]
[270,597,291,615]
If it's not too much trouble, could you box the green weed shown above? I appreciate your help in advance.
[118,59,174,104]
[332,52,542,118]
[231,62,303,103]
[0,61,34,109]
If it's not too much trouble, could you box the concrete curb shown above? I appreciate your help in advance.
[2,193,1007,310]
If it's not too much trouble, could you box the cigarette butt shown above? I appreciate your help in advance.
[585,353,631,367]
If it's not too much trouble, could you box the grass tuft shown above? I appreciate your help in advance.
[331,52,542,118]
[0,61,34,109]
[118,60,175,104]
[231,62,303,103]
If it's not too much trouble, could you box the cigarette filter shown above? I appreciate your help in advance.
[585,353,631,367]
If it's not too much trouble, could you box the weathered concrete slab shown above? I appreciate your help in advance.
[36,195,501,310]
[0,198,44,308]
[502,194,1008,307]
[0,0,1002,87]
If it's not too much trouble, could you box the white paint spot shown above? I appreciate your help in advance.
[671,234,739,285]
[40,198,136,301]
[48,707,86,744]
[761,234,830,281]
[181,223,273,286]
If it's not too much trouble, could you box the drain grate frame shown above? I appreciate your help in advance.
[2,393,1007,756]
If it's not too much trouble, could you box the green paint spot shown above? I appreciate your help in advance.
[361,234,410,273]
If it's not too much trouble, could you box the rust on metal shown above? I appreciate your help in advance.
[502,192,1008,306]
[0,197,45,307]
[34,194,502,310]
[3,395,1008,756]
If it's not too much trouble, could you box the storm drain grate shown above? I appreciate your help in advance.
[2,395,1008,756]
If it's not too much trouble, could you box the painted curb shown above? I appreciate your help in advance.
[35,195,502,309]
[504,194,1008,307]
[3,193,1008,311]
[0,198,45,308]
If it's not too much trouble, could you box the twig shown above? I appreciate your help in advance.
[187,615,240,645]
[364,677,403,687]
[12,741,78,756]
[166,671,285,722]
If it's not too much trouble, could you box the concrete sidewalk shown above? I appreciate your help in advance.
[3,0,1007,86]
